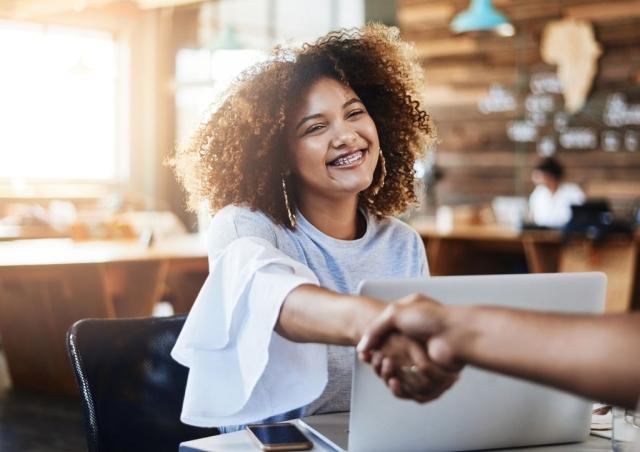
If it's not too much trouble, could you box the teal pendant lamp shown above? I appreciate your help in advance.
[451,0,514,36]
[212,25,243,50]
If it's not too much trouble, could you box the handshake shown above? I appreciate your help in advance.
[356,294,465,403]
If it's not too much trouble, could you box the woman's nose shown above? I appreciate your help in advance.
[331,124,359,149]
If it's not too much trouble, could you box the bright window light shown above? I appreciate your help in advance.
[0,21,121,183]
[175,48,264,145]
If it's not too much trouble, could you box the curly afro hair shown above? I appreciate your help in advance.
[171,24,435,228]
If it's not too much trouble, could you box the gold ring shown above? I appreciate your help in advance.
[402,365,420,374]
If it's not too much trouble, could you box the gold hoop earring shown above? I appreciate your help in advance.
[281,176,297,228]
[371,148,387,196]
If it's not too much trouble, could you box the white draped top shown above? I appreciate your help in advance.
[171,205,428,428]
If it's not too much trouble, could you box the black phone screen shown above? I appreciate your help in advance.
[247,424,310,446]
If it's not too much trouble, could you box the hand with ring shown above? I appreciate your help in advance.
[367,332,459,403]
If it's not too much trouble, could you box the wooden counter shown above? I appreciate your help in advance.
[411,219,639,313]
[0,235,208,395]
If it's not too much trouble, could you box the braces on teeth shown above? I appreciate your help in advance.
[332,151,363,166]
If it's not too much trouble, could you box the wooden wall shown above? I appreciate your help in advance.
[398,0,640,215]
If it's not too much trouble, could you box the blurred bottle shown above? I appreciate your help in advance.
[612,402,640,452]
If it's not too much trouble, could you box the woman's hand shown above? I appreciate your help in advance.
[368,332,459,403]
[358,294,465,369]
[358,293,466,403]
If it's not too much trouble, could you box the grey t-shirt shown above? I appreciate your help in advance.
[209,205,428,426]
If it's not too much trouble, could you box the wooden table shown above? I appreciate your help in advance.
[179,417,612,451]
[411,219,640,313]
[0,235,208,395]
[0,234,208,265]
[0,224,68,241]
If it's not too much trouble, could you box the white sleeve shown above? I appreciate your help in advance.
[414,230,430,277]
[570,184,586,205]
[171,236,327,428]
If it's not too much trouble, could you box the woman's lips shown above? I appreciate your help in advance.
[327,149,367,168]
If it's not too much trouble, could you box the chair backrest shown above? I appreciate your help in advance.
[67,315,219,452]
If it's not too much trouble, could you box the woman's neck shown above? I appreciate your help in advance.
[297,194,362,240]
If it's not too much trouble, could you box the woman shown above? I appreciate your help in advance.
[529,157,585,228]
[170,25,457,430]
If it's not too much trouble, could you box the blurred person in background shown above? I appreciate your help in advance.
[529,157,585,228]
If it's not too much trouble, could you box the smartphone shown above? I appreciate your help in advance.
[246,423,313,451]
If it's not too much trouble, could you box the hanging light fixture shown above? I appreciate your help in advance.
[450,0,515,37]
[198,1,244,51]
[211,25,243,50]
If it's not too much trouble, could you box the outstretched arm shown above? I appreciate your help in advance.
[277,285,459,402]
[276,284,382,346]
[358,295,640,409]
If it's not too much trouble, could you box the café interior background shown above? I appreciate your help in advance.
[0,1,639,451]
[0,0,639,238]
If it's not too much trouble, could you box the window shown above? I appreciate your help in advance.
[0,21,124,184]
[174,47,265,231]
[175,48,265,145]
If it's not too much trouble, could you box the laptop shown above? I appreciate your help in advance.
[565,200,633,239]
[300,272,606,452]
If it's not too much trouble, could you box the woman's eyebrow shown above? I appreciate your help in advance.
[296,113,324,131]
[343,98,363,109]
[295,98,364,131]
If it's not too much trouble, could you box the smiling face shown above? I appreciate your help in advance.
[285,77,380,204]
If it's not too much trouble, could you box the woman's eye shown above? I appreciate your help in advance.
[305,124,325,134]
[347,109,364,118]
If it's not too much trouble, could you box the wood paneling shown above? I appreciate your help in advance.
[565,1,640,22]
[398,0,640,209]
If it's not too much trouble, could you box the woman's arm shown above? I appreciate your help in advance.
[277,285,460,402]
[358,295,640,409]
[276,284,383,346]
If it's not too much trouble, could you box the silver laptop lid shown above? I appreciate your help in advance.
[297,413,349,451]
[349,272,606,452]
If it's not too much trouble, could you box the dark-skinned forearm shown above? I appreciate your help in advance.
[448,308,640,408]
[275,284,385,346]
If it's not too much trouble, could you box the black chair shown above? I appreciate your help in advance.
[67,315,219,452]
